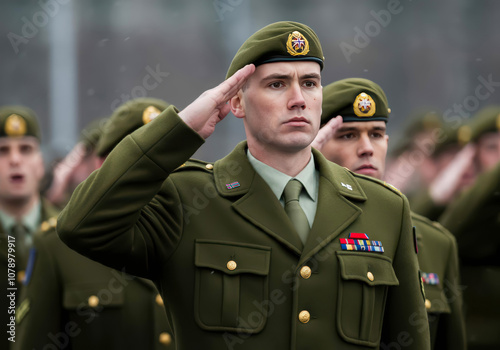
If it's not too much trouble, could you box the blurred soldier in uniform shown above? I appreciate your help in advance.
[439,106,500,350]
[15,98,175,350]
[314,78,465,350]
[0,106,58,350]
[57,22,430,349]
[45,117,108,208]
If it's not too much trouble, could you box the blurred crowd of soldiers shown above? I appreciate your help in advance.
[1,31,499,350]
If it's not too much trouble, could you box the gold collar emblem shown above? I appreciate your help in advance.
[286,31,310,56]
[353,92,376,117]
[5,114,27,136]
[142,106,162,124]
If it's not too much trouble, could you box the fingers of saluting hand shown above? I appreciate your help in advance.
[311,116,343,150]
[179,64,255,139]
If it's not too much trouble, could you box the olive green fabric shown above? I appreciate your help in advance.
[57,106,430,349]
[79,117,108,155]
[457,105,500,145]
[321,78,390,124]
[411,213,466,350]
[96,97,170,156]
[226,21,324,79]
[0,105,41,141]
[439,163,500,349]
[1,199,58,350]
[15,223,175,350]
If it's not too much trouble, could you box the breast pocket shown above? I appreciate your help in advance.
[194,240,271,334]
[336,251,399,347]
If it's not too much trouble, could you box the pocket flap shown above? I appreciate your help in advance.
[424,284,451,314]
[63,283,125,309]
[337,252,399,286]
[195,240,271,276]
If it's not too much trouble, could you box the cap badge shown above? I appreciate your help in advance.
[142,106,162,124]
[353,92,376,117]
[286,31,310,56]
[496,113,500,131]
[457,125,471,145]
[5,114,27,136]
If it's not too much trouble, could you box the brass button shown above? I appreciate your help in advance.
[156,294,164,306]
[41,221,50,232]
[299,310,310,323]
[48,217,57,227]
[88,295,99,308]
[17,271,25,283]
[205,164,213,170]
[425,299,432,310]
[227,260,237,271]
[159,332,172,346]
[300,266,312,279]
[367,271,374,281]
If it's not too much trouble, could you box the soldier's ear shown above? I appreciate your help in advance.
[230,90,245,119]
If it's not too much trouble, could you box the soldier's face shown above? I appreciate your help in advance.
[232,61,322,155]
[0,137,44,204]
[320,121,389,180]
[475,131,500,173]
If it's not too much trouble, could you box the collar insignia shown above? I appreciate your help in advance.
[286,31,310,56]
[226,181,240,190]
[353,92,376,117]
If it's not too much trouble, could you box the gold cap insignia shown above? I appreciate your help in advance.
[5,114,27,136]
[286,31,310,56]
[142,106,162,124]
[496,114,500,131]
[353,92,376,117]
[457,125,471,145]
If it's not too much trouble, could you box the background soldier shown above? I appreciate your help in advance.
[314,78,465,349]
[0,106,58,349]
[15,98,174,350]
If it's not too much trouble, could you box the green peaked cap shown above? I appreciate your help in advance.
[321,78,390,124]
[226,21,324,79]
[0,105,41,141]
[96,98,170,156]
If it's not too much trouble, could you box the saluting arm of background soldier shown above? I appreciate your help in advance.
[311,115,343,151]
[57,65,256,277]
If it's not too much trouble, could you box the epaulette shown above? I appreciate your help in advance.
[347,168,403,197]
[40,216,57,234]
[173,158,214,173]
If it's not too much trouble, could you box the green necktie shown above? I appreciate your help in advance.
[283,179,310,244]
[11,223,30,267]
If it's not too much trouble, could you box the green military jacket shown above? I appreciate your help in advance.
[14,217,175,350]
[411,213,466,349]
[440,162,500,349]
[0,198,58,350]
[58,106,430,349]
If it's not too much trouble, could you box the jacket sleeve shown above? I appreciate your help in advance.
[381,195,431,349]
[434,231,466,349]
[57,106,205,278]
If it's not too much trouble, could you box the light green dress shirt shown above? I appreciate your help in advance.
[247,149,319,231]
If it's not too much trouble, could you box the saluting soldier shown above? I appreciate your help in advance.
[0,106,58,350]
[439,107,500,350]
[313,78,466,349]
[57,22,430,349]
[14,99,175,350]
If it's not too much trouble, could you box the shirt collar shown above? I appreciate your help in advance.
[0,200,41,234]
[247,149,318,202]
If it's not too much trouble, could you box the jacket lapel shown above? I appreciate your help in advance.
[298,150,367,266]
[214,142,303,256]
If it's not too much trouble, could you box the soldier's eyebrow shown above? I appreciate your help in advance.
[261,72,321,81]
